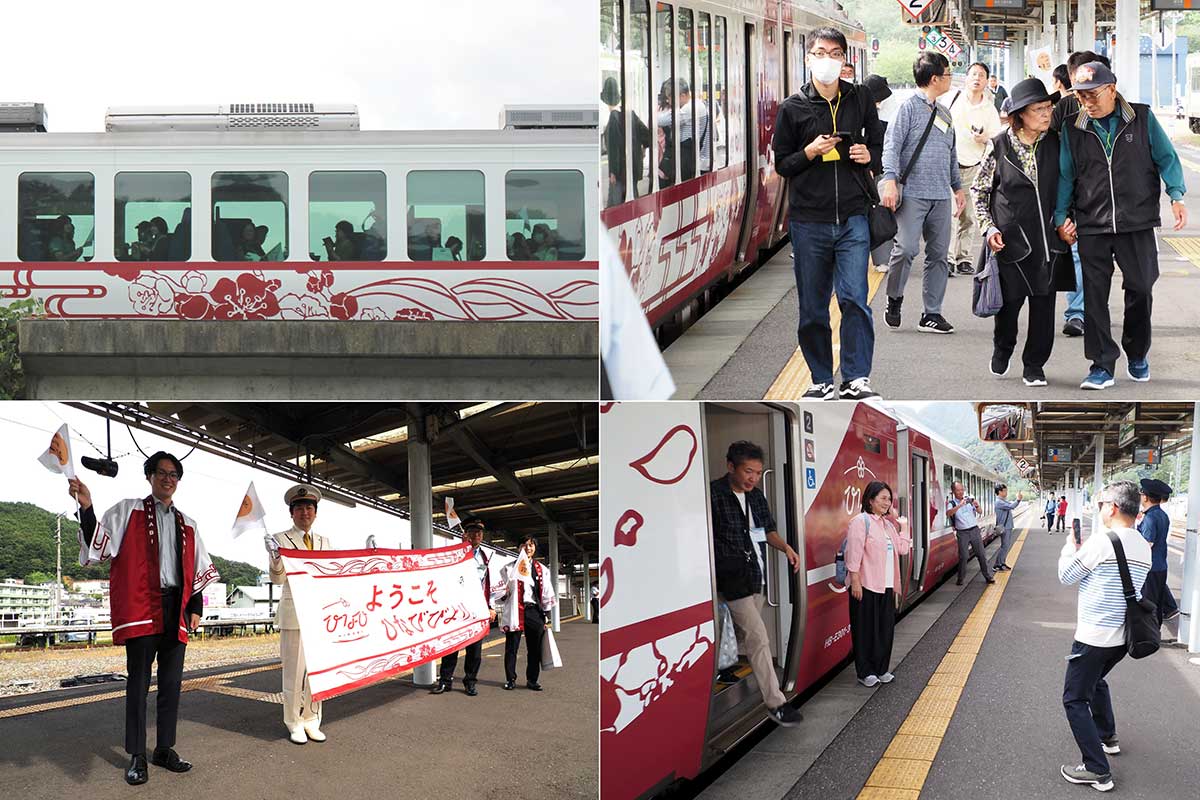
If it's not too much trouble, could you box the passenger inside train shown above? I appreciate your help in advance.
[321,220,358,261]
[48,215,85,262]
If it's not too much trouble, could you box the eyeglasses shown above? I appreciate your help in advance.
[809,49,845,59]
[1076,87,1112,102]
[153,470,180,481]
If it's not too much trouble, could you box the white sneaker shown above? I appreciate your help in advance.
[289,727,307,745]
[878,672,895,683]
[303,724,326,742]
[858,675,880,687]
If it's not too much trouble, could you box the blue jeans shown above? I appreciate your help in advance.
[1064,243,1084,322]
[789,216,873,385]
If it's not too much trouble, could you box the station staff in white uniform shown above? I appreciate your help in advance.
[266,484,330,744]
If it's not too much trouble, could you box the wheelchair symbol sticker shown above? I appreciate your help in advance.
[805,468,816,489]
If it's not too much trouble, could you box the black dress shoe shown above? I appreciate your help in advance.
[986,578,996,584]
[956,579,963,586]
[503,680,515,690]
[125,754,148,786]
[526,681,543,691]
[465,683,478,696]
[430,682,451,694]
[150,747,192,773]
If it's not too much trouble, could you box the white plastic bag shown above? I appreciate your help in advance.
[717,602,738,671]
[541,626,563,670]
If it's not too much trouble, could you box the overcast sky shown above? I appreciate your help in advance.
[6,0,597,132]
[0,403,413,574]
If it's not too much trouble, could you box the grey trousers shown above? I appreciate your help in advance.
[955,525,994,582]
[885,195,952,315]
[993,526,1014,569]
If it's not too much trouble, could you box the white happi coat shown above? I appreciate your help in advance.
[495,553,557,632]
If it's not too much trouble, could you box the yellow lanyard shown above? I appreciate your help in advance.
[823,93,843,162]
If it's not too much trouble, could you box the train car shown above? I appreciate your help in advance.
[0,104,597,322]
[599,401,1004,800]
[599,0,867,336]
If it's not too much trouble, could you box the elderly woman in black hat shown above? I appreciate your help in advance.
[1137,478,1180,630]
[970,77,1073,388]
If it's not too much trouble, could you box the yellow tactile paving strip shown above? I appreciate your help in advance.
[855,529,1028,799]
[764,269,888,399]
[1163,236,1200,271]
[0,619,574,719]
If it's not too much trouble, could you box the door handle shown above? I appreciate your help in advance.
[764,547,779,607]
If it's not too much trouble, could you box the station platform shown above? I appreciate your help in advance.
[0,617,597,800]
[665,139,1200,401]
[692,508,1199,800]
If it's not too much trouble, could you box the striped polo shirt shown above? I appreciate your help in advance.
[1058,525,1152,648]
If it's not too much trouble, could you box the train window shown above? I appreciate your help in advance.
[676,7,698,181]
[629,0,653,198]
[783,29,792,97]
[601,0,625,208]
[114,172,191,262]
[697,11,714,175]
[308,171,387,262]
[505,170,585,261]
[863,435,880,454]
[212,172,289,262]
[406,170,485,261]
[713,16,728,169]
[18,172,95,262]
[654,3,675,189]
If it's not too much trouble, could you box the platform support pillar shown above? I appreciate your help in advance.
[549,522,561,632]
[1180,404,1200,651]
[408,404,437,687]
[583,554,592,622]
[1093,434,1105,536]
[1074,0,1096,53]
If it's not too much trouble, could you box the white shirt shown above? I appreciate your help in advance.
[154,499,180,588]
[950,90,1002,167]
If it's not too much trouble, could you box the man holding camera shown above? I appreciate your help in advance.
[772,26,885,401]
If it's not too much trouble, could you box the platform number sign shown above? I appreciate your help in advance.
[897,0,938,21]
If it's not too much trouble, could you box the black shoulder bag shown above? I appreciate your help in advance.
[1104,531,1160,659]
[852,103,937,250]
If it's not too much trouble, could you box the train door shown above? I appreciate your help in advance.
[701,402,800,752]
[773,28,796,237]
[735,21,759,263]
[909,452,930,591]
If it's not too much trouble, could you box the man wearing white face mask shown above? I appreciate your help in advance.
[773,26,885,401]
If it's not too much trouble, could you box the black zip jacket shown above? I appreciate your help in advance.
[773,80,885,224]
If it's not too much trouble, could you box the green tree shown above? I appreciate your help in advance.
[0,298,44,399]
[23,570,56,586]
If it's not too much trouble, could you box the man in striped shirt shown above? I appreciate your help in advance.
[1056,480,1151,793]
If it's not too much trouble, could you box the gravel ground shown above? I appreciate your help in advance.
[0,634,281,697]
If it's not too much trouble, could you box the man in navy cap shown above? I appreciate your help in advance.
[1054,61,1187,390]
[430,517,498,696]
[1137,478,1180,631]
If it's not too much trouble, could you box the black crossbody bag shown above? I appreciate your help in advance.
[1104,531,1160,659]
[853,104,938,250]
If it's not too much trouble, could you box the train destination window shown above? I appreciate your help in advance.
[212,172,289,262]
[629,0,653,199]
[601,0,625,208]
[697,11,714,176]
[114,172,192,262]
[654,3,675,189]
[308,171,387,262]
[505,170,585,261]
[713,16,728,169]
[18,172,95,262]
[406,170,485,261]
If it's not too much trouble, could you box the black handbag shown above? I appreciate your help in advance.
[852,170,898,251]
[1104,531,1160,659]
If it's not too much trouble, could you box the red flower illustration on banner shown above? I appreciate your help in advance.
[394,307,434,321]
[614,509,643,548]
[629,425,698,485]
[307,269,335,294]
[330,291,358,320]
[211,273,282,320]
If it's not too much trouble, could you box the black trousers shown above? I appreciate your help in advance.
[1142,569,1179,627]
[438,638,484,687]
[124,589,186,756]
[1063,640,1126,775]
[1077,229,1158,374]
[993,291,1055,372]
[956,526,993,582]
[849,588,895,679]
[1057,513,1067,531]
[504,603,546,683]
[591,598,600,623]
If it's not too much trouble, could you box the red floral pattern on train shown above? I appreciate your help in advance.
[628,424,698,485]
[2,265,598,321]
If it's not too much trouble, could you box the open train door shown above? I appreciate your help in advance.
[735,21,759,264]
[701,402,802,755]
[895,424,931,598]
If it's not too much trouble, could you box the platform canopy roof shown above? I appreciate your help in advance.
[72,402,598,563]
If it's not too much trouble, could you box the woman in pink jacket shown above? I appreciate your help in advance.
[845,480,912,687]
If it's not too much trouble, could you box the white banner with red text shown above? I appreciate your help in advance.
[280,543,491,701]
